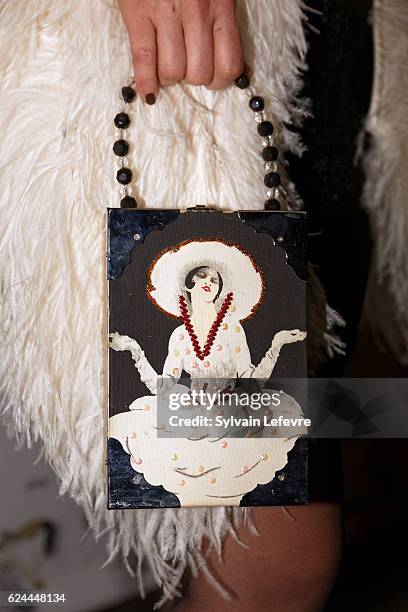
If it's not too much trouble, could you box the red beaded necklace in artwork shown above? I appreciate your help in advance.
[178,292,233,361]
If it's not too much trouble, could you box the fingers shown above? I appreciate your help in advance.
[157,14,186,87]
[130,17,158,104]
[118,0,243,99]
[118,1,157,105]
[181,0,214,85]
[208,2,244,90]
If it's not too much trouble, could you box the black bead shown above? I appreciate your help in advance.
[113,139,129,157]
[121,86,136,103]
[264,172,281,188]
[116,167,132,185]
[264,198,281,211]
[234,73,250,89]
[262,146,278,162]
[257,121,274,137]
[120,195,137,208]
[249,96,265,112]
[114,113,130,129]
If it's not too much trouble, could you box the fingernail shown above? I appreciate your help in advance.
[145,93,156,105]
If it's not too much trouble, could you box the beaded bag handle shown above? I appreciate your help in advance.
[113,72,284,211]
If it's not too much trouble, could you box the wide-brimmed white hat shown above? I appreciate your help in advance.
[146,239,264,320]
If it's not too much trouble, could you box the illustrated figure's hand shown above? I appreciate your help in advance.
[269,329,307,357]
[109,332,142,363]
[118,0,244,103]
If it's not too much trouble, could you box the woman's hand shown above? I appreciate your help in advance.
[118,0,244,103]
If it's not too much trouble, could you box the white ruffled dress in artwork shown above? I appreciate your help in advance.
[109,311,306,507]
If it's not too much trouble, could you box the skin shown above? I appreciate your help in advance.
[175,503,342,612]
[117,0,244,102]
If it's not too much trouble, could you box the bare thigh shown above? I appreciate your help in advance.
[175,441,343,611]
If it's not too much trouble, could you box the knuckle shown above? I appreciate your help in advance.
[187,73,213,86]
[201,75,213,86]
[189,0,210,20]
[136,76,157,89]
[214,0,236,22]
[160,70,183,85]
[160,62,185,83]
[220,59,243,80]
[132,46,155,65]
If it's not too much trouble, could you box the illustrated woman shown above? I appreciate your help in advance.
[109,239,307,507]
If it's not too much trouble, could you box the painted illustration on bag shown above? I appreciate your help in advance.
[108,237,307,507]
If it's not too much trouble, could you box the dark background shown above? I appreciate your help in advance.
[290,0,373,365]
